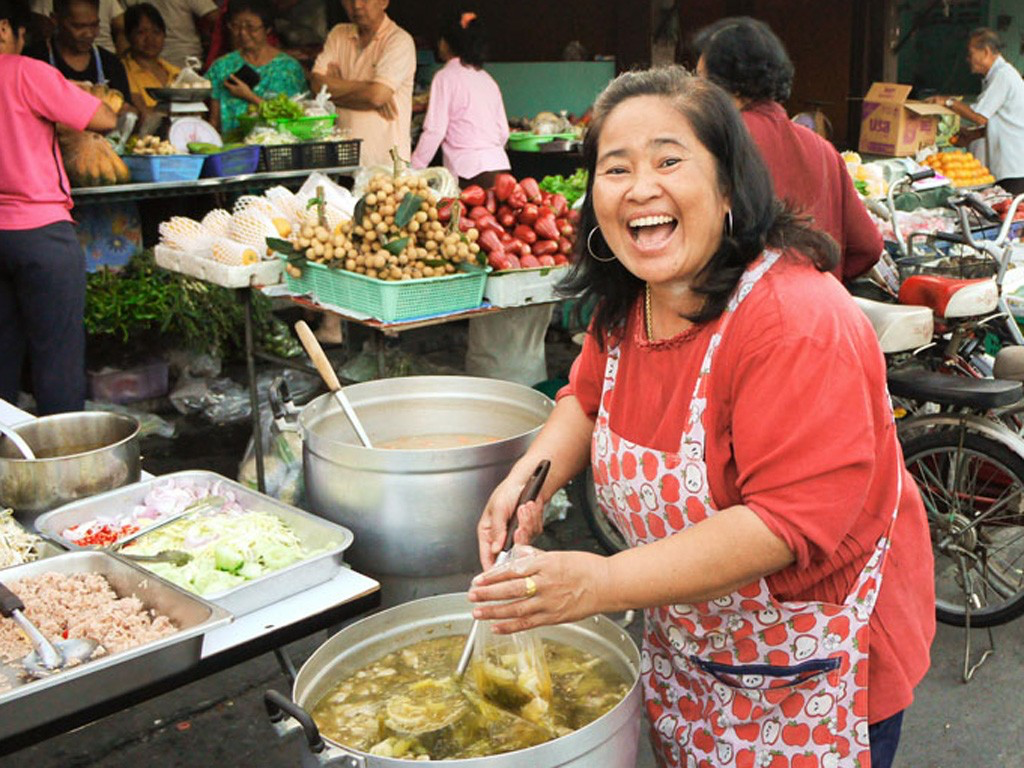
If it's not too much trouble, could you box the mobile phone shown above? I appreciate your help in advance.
[233,64,261,89]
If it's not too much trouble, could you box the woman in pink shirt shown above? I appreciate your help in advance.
[410,9,510,187]
[0,0,116,414]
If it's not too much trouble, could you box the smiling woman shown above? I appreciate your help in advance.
[471,67,935,768]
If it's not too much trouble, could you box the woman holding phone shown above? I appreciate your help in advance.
[205,0,305,135]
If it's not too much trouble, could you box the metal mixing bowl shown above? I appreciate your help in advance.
[0,412,141,525]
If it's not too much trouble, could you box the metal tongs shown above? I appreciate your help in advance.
[0,579,97,678]
[455,460,551,678]
[112,495,227,567]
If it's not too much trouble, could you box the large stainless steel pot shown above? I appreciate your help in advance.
[265,593,643,768]
[287,376,553,578]
[0,411,141,525]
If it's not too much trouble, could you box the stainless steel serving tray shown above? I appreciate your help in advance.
[0,550,231,742]
[34,470,355,616]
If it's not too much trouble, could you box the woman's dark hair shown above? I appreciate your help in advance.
[561,66,838,345]
[692,17,794,103]
[0,0,31,32]
[124,3,165,36]
[226,0,274,31]
[439,7,486,68]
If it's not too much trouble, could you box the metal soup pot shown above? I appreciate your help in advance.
[0,412,141,525]
[290,376,553,578]
[265,593,643,768]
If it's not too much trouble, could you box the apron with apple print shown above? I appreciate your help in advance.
[591,251,900,768]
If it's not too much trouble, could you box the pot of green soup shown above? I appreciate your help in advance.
[265,593,643,766]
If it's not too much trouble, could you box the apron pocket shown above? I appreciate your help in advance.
[689,655,842,730]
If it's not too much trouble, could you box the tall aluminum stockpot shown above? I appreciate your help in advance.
[0,411,141,525]
[284,376,553,578]
[265,592,643,768]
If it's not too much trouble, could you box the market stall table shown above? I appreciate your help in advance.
[70,165,361,205]
[0,397,381,755]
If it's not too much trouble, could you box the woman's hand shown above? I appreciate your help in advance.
[224,74,260,104]
[468,546,611,633]
[477,475,546,570]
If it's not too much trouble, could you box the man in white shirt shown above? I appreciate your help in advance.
[940,28,1024,195]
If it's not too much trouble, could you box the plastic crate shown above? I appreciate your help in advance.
[282,257,487,322]
[299,139,362,169]
[275,115,337,140]
[123,154,205,182]
[200,145,261,177]
[257,144,301,172]
[484,265,569,307]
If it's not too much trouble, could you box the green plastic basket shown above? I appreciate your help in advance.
[280,258,488,322]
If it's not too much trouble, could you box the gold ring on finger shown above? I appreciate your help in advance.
[523,576,537,598]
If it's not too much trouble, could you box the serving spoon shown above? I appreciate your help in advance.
[0,580,97,678]
[455,460,551,679]
[294,320,373,448]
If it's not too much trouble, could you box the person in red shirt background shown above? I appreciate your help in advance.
[694,16,883,285]
[470,67,933,768]
[0,0,116,413]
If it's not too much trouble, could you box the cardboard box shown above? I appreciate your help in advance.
[858,82,953,157]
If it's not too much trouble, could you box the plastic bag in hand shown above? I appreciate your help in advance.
[471,545,553,726]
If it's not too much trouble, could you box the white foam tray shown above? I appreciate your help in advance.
[154,244,284,288]
[483,265,569,307]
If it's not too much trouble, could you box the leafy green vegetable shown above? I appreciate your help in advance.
[539,168,588,207]
[257,93,304,122]
[85,250,299,359]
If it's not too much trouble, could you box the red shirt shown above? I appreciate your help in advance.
[743,101,882,283]
[560,254,935,723]
[0,55,101,230]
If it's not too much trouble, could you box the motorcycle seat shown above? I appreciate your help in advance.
[898,275,998,318]
[853,296,934,354]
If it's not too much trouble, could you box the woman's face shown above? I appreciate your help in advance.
[229,10,267,52]
[591,94,729,289]
[129,15,164,59]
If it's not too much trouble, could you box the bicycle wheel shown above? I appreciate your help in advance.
[567,468,628,554]
[903,428,1024,627]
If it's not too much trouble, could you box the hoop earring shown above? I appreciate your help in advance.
[587,226,617,262]
[724,210,734,238]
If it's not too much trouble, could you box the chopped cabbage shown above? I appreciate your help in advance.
[123,506,318,596]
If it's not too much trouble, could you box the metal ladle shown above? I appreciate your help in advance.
[0,580,97,678]
[0,424,35,460]
[455,460,551,679]
[293,320,373,448]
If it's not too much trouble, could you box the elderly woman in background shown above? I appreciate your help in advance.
[693,17,882,284]
[121,3,179,112]
[205,0,305,135]
[471,67,934,768]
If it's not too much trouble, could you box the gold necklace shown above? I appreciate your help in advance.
[645,283,654,340]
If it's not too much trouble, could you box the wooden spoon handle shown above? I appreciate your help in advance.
[294,320,342,392]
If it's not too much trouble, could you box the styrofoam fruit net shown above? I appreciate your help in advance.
[229,209,280,255]
[201,208,232,238]
[234,194,292,238]
[159,216,212,251]
[264,186,301,220]
[211,237,260,266]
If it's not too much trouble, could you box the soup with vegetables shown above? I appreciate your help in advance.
[311,635,630,760]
